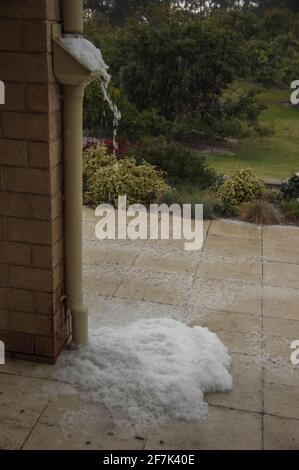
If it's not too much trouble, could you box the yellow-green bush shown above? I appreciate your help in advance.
[83,145,171,207]
[217,169,265,206]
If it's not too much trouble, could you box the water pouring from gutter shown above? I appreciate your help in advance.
[59,36,122,154]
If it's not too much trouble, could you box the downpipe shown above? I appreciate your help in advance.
[62,0,88,344]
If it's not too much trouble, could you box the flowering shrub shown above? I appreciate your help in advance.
[217,169,265,205]
[83,145,171,207]
[84,138,130,156]
[102,138,130,156]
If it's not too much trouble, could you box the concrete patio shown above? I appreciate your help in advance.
[1,208,299,450]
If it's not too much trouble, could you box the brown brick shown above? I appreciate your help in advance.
[0,52,48,83]
[0,265,10,287]
[0,241,31,266]
[51,190,63,220]
[0,287,10,309]
[54,320,71,356]
[53,263,63,290]
[0,1,48,20]
[0,329,34,354]
[23,20,50,53]
[8,288,53,315]
[26,84,61,114]
[46,0,61,21]
[49,84,62,113]
[31,245,52,269]
[2,82,25,111]
[34,335,54,357]
[53,308,63,334]
[26,84,49,113]
[49,111,62,142]
[11,351,56,364]
[53,239,63,268]
[50,164,62,194]
[7,218,52,245]
[10,266,52,292]
[0,19,22,51]
[0,139,27,167]
[31,195,52,221]
[0,218,5,240]
[2,112,50,142]
[28,140,62,169]
[0,192,31,218]
[2,167,50,195]
[52,216,63,244]
[54,285,64,313]
[0,310,52,336]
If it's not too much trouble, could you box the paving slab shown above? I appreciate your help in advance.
[263,285,299,321]
[145,407,262,450]
[192,278,262,316]
[263,225,299,245]
[206,353,263,413]
[209,219,262,240]
[23,396,144,451]
[133,251,198,275]
[195,255,262,283]
[264,415,299,450]
[263,261,299,289]
[204,234,262,259]
[264,382,299,420]
[263,240,299,265]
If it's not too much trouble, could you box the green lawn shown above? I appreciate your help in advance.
[206,88,299,180]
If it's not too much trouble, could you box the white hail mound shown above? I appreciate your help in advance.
[59,37,110,77]
[54,318,232,432]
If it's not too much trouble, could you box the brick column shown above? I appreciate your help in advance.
[0,0,71,362]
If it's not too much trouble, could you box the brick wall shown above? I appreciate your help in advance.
[0,0,71,362]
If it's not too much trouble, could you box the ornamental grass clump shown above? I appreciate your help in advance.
[217,168,265,206]
[239,200,283,225]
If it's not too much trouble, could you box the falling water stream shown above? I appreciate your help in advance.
[59,36,122,153]
[98,76,122,153]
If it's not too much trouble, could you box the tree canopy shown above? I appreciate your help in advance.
[83,0,299,142]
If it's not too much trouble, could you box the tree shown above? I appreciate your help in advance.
[92,19,241,123]
[84,0,173,25]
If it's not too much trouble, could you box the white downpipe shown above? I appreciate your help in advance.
[62,0,88,344]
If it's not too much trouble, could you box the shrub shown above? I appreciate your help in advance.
[102,138,130,156]
[218,169,265,205]
[263,188,284,205]
[281,174,299,200]
[158,186,220,220]
[239,200,283,225]
[214,199,239,218]
[158,185,237,220]
[282,199,299,223]
[135,136,220,189]
[83,145,171,207]
[84,139,131,157]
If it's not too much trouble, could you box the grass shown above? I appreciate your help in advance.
[206,86,299,180]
